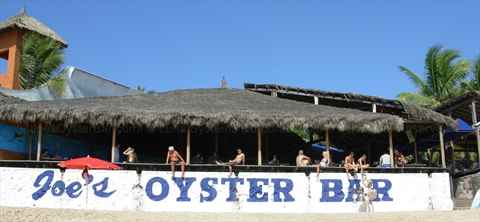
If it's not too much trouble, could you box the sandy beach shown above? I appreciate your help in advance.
[1,206,478,222]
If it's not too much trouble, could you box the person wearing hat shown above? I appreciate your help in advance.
[166,146,186,178]
[123,147,138,163]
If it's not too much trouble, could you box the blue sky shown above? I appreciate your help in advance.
[1,1,479,99]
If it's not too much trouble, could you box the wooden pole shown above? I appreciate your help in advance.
[36,120,42,161]
[111,125,116,162]
[451,141,456,173]
[388,130,394,167]
[325,129,330,156]
[414,134,418,164]
[186,124,191,164]
[258,127,262,166]
[28,125,33,160]
[439,125,446,168]
[214,127,219,154]
[477,128,480,164]
[367,140,371,166]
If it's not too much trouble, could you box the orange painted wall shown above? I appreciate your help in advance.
[0,29,25,90]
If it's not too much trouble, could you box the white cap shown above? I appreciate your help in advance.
[168,146,174,151]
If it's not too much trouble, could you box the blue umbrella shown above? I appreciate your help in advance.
[311,144,344,153]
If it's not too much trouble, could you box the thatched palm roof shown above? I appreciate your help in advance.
[0,6,67,47]
[0,93,25,105]
[0,88,405,134]
[434,91,480,125]
[244,83,457,130]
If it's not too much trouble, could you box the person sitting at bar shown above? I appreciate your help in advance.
[192,152,203,164]
[53,150,63,160]
[394,150,406,168]
[215,148,245,177]
[207,151,222,164]
[41,149,50,160]
[166,146,186,178]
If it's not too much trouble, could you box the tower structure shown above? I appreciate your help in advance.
[0,6,67,89]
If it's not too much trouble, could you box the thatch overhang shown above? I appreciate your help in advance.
[434,91,480,126]
[0,7,67,47]
[0,88,404,134]
[0,93,25,105]
[244,83,458,130]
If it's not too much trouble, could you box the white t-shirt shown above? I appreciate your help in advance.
[379,154,390,164]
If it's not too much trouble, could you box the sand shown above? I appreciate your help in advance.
[1,207,479,222]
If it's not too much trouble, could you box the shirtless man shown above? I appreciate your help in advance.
[394,150,405,168]
[345,152,357,178]
[165,146,186,178]
[296,150,311,166]
[216,148,245,177]
[357,154,370,172]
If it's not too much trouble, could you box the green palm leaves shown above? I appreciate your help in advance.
[397,44,472,108]
[19,32,66,96]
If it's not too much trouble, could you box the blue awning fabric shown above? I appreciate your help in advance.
[399,118,474,154]
[311,144,344,153]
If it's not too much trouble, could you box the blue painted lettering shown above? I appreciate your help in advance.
[319,179,344,202]
[271,178,295,202]
[145,177,169,201]
[200,178,218,203]
[173,177,196,202]
[31,170,116,200]
[247,178,269,202]
[345,179,361,202]
[221,178,244,202]
[372,179,393,201]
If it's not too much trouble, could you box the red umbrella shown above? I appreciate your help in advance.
[57,155,121,170]
[57,156,120,209]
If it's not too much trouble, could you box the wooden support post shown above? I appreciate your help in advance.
[367,140,371,166]
[215,127,219,154]
[111,125,116,162]
[451,141,456,173]
[186,124,191,164]
[325,129,330,156]
[36,121,43,161]
[414,134,418,164]
[439,126,446,168]
[29,124,33,160]
[477,128,480,164]
[388,130,394,168]
[258,127,262,166]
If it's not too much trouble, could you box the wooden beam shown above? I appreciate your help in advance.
[186,124,191,164]
[36,120,42,161]
[389,130,394,168]
[439,126,446,168]
[28,124,33,160]
[372,103,377,113]
[111,125,116,162]
[477,128,480,164]
[325,129,330,156]
[414,134,418,164]
[471,100,477,125]
[258,127,262,166]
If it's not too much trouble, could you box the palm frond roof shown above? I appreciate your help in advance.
[0,88,405,134]
[0,6,67,47]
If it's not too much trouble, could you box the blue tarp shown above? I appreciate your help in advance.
[399,118,474,154]
[311,144,344,153]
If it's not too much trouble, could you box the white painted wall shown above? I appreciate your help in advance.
[0,167,452,213]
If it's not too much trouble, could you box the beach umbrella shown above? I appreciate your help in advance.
[57,155,121,170]
[57,156,120,209]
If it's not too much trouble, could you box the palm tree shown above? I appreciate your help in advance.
[397,44,472,107]
[19,32,66,96]
[460,55,480,92]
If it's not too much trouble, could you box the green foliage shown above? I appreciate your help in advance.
[19,32,66,96]
[397,44,472,107]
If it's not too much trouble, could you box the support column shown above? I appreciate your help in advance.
[36,120,43,161]
[388,130,394,167]
[414,134,418,164]
[439,126,446,168]
[477,128,480,164]
[325,129,330,156]
[258,127,262,166]
[111,125,116,162]
[186,124,191,164]
[28,124,33,160]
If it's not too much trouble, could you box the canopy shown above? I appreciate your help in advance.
[311,144,344,153]
[399,118,474,154]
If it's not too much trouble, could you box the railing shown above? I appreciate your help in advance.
[0,160,448,176]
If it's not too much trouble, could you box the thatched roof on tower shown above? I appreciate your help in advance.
[0,6,67,47]
[0,88,405,134]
